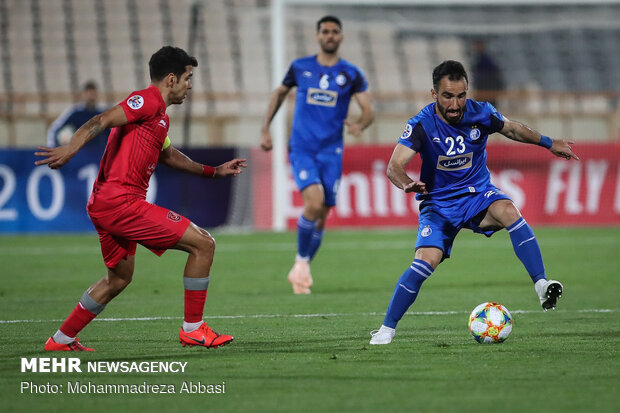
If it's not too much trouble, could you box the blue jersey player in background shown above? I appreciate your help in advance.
[261,16,374,294]
[370,60,579,345]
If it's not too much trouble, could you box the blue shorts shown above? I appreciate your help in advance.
[415,185,511,259]
[289,147,343,206]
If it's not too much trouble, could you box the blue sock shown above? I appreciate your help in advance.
[383,259,434,328]
[308,229,324,261]
[297,215,316,259]
[507,217,546,283]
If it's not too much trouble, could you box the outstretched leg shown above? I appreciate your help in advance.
[482,200,563,310]
[45,255,135,351]
[370,248,442,345]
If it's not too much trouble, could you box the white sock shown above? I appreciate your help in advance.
[183,320,203,333]
[53,330,75,344]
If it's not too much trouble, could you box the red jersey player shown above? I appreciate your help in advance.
[35,46,247,351]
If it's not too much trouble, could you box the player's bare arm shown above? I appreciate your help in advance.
[345,91,374,137]
[260,84,291,151]
[35,105,128,169]
[387,143,427,194]
[159,145,247,178]
[500,117,579,161]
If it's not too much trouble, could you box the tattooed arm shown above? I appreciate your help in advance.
[35,105,128,169]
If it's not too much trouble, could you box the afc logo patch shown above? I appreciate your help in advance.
[401,123,412,139]
[167,211,182,222]
[421,226,432,237]
[127,95,144,110]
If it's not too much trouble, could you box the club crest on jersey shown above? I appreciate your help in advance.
[421,226,432,237]
[401,124,412,139]
[167,211,182,222]
[436,153,473,171]
[306,87,338,107]
[127,95,144,110]
[336,73,347,86]
[470,127,481,141]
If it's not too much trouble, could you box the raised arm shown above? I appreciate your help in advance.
[386,143,427,194]
[499,116,579,160]
[159,144,247,178]
[260,84,291,151]
[35,105,128,169]
[345,91,374,137]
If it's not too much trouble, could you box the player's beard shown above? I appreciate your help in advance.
[436,101,464,125]
[320,39,340,55]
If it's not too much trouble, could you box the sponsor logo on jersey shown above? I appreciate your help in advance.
[158,119,167,128]
[436,152,473,171]
[432,137,441,142]
[167,211,182,222]
[126,95,144,110]
[306,87,338,107]
[401,124,413,139]
[484,190,496,198]
[470,127,481,140]
[336,73,347,86]
[421,226,432,237]
[303,71,312,78]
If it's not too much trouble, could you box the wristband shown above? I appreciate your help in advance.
[202,165,216,178]
[538,135,553,149]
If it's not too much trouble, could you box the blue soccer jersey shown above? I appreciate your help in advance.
[283,55,368,152]
[398,99,505,201]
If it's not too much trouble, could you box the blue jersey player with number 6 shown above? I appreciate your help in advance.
[261,16,374,294]
[370,60,579,345]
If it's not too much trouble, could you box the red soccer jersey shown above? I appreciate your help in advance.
[88,85,169,213]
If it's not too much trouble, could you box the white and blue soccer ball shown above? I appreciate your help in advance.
[468,302,513,344]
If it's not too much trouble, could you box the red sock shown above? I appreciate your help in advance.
[58,302,97,338]
[184,289,207,323]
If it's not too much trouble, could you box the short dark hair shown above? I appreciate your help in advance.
[316,15,342,32]
[149,46,198,82]
[432,60,468,91]
[82,80,98,91]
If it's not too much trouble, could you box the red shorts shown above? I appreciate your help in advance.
[88,199,191,268]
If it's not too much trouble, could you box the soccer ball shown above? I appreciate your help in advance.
[468,302,513,344]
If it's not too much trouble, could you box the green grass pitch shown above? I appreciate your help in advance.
[1,227,619,412]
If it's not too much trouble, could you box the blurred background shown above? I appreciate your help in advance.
[0,0,619,233]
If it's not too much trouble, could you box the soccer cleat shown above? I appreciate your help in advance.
[287,259,313,294]
[369,325,396,345]
[535,279,563,311]
[179,322,234,348]
[44,336,95,351]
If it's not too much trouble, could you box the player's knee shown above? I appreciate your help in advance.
[195,232,216,257]
[414,249,442,269]
[497,201,522,226]
[105,273,133,297]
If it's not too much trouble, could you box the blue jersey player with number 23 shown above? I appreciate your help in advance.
[370,60,579,345]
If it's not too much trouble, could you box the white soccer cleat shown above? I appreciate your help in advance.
[535,279,563,311]
[287,259,312,294]
[369,325,395,345]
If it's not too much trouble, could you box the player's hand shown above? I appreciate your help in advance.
[345,120,363,137]
[215,158,247,178]
[34,146,74,169]
[260,130,273,151]
[403,181,427,194]
[550,139,579,161]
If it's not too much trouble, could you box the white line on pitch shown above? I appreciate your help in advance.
[0,308,615,324]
